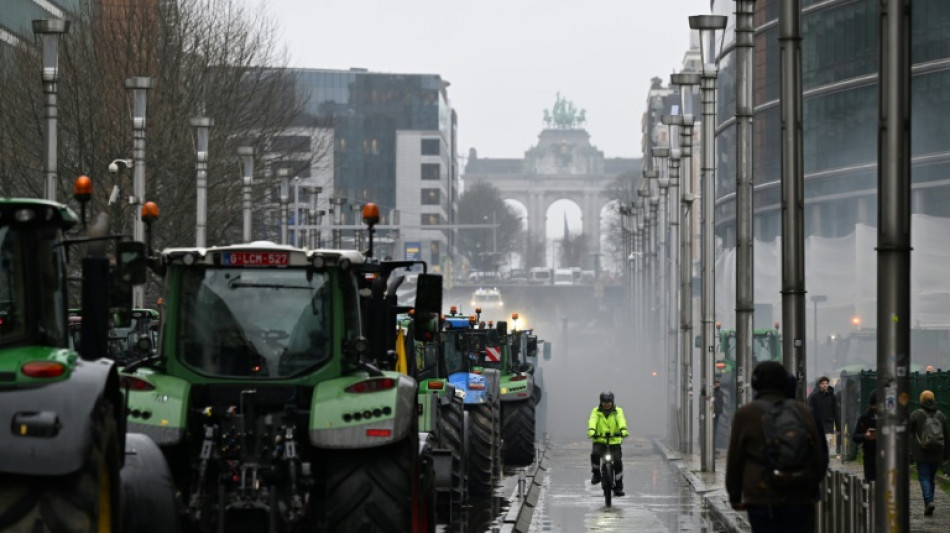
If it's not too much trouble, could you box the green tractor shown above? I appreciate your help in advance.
[120,240,440,532]
[497,315,541,466]
[714,323,782,446]
[393,309,468,516]
[442,310,503,495]
[0,197,177,532]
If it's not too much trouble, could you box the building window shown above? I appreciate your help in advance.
[421,163,440,180]
[421,139,440,155]
[422,214,441,225]
[430,241,440,265]
[421,188,440,205]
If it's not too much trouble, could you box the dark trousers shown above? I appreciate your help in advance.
[747,504,816,533]
[590,443,623,482]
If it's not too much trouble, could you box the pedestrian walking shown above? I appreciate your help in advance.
[807,376,840,457]
[726,361,825,532]
[713,379,725,449]
[909,390,950,516]
[851,391,878,482]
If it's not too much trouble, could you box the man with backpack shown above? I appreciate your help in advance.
[726,361,826,532]
[909,390,950,516]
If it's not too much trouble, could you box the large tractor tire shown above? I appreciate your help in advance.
[319,435,427,533]
[491,392,503,478]
[120,433,181,533]
[501,398,536,466]
[439,400,468,508]
[0,400,121,533]
[465,403,496,496]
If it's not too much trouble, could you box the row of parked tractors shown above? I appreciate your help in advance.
[0,192,542,533]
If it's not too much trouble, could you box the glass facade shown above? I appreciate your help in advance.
[712,0,950,242]
[291,69,451,212]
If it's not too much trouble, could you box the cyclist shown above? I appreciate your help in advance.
[588,390,630,496]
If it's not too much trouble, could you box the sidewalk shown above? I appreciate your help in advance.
[655,441,950,532]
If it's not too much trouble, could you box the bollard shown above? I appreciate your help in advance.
[839,472,851,533]
[820,469,834,533]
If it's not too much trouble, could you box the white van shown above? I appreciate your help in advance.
[527,267,552,284]
[553,268,574,286]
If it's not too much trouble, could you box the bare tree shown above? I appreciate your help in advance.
[456,182,522,271]
[0,0,332,248]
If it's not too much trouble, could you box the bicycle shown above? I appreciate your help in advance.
[592,433,620,507]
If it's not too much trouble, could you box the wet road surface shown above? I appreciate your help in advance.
[528,438,728,532]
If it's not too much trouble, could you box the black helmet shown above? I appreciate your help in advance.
[600,391,614,404]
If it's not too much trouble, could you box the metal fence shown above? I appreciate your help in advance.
[837,369,950,460]
[817,469,875,533]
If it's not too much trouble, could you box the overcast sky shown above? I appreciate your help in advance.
[265,0,710,161]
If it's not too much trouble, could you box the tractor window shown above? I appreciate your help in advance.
[179,267,332,378]
[0,227,26,343]
[442,331,468,375]
[35,227,67,346]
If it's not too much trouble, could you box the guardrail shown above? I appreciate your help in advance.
[817,468,875,533]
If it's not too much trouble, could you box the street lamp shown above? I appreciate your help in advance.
[689,12,726,472]
[190,117,213,247]
[307,186,323,248]
[810,294,827,380]
[330,197,346,249]
[238,146,255,242]
[277,169,290,245]
[125,76,154,308]
[33,19,70,202]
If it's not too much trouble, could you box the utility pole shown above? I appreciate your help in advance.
[779,0,808,401]
[877,0,912,529]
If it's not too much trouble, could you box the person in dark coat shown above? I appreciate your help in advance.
[851,391,878,482]
[909,390,950,516]
[726,361,826,532]
[807,376,840,456]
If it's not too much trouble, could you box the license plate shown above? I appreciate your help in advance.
[222,251,288,266]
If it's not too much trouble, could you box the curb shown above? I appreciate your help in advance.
[653,439,751,533]
[497,444,547,533]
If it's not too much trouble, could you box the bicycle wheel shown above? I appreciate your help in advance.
[601,460,613,507]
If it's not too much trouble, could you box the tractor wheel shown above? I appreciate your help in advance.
[0,400,120,533]
[492,392,503,478]
[502,399,536,466]
[319,436,419,533]
[465,403,496,496]
[439,399,468,508]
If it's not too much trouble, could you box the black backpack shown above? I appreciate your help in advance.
[760,399,819,490]
[918,411,945,452]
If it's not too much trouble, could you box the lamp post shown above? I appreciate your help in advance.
[33,19,70,202]
[238,147,254,242]
[877,0,913,527]
[190,117,213,247]
[307,186,323,248]
[689,13,726,472]
[780,0,808,403]
[734,0,757,414]
[330,197,346,249]
[314,209,326,248]
[810,294,827,380]
[277,169,290,245]
[125,76,154,308]
[653,146,674,446]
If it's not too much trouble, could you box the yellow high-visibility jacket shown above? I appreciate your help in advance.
[587,406,629,445]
